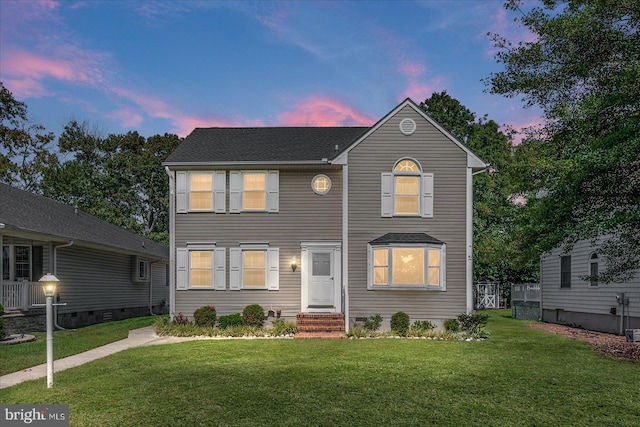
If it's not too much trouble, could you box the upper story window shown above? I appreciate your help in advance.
[311,174,331,195]
[589,253,599,287]
[230,171,279,213]
[560,255,571,288]
[176,171,226,214]
[381,158,433,218]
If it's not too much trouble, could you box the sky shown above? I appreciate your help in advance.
[0,0,542,141]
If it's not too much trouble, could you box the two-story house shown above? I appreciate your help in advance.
[163,98,487,331]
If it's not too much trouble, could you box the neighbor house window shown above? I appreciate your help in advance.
[560,255,571,288]
[2,245,42,282]
[590,253,599,287]
[369,244,445,290]
[229,245,280,290]
[134,257,150,282]
[381,158,433,218]
[175,245,226,290]
[229,171,279,213]
[311,174,332,195]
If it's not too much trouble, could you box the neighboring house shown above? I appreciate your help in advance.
[0,183,169,330]
[540,239,640,335]
[163,98,487,331]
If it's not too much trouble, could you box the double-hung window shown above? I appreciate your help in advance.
[381,159,433,218]
[560,255,571,288]
[589,253,599,287]
[368,233,445,290]
[229,171,279,213]
[229,245,280,290]
[175,171,226,213]
[2,245,41,281]
[176,245,226,290]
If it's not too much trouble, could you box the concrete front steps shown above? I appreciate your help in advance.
[295,313,346,339]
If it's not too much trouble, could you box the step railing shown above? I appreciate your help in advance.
[1,281,47,310]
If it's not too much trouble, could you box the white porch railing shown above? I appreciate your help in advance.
[1,281,47,310]
[511,283,541,302]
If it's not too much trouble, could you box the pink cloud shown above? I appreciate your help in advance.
[483,7,538,57]
[401,77,448,103]
[277,97,376,127]
[107,108,144,129]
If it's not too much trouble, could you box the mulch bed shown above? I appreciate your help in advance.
[528,323,640,363]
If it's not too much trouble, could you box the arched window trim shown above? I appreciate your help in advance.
[393,158,422,174]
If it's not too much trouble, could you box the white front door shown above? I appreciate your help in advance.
[300,241,341,313]
[308,251,334,307]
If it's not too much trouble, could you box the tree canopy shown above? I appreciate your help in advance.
[486,0,640,282]
[0,82,56,192]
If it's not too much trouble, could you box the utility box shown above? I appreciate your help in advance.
[625,329,640,343]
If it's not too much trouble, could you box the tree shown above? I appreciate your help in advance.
[41,121,182,244]
[486,0,640,282]
[419,91,538,284]
[0,82,56,191]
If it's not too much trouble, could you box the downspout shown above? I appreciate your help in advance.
[342,163,349,332]
[539,255,543,321]
[53,241,74,330]
[165,166,176,321]
[0,223,4,307]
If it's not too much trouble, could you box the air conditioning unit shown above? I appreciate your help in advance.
[625,329,640,343]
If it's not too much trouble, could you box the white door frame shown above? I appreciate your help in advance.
[300,241,341,313]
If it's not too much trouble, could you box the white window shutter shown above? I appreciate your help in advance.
[229,248,241,290]
[381,173,393,217]
[229,171,241,213]
[176,248,188,290]
[176,171,187,213]
[266,171,279,213]
[421,173,434,218]
[214,248,226,290]
[267,248,279,290]
[214,171,226,213]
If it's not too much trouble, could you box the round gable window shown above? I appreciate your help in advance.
[399,118,417,135]
[311,174,332,195]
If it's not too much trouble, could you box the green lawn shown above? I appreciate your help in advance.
[2,311,639,426]
[0,315,158,376]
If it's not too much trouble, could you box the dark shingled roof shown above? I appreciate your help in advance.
[368,233,444,245]
[164,127,370,164]
[0,183,168,259]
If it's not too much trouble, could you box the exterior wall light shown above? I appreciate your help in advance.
[291,257,297,272]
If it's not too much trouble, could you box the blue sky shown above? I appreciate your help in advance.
[0,0,541,140]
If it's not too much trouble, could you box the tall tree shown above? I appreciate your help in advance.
[419,91,538,284]
[41,121,182,244]
[486,0,640,282]
[0,82,56,191]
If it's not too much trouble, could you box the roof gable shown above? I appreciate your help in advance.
[0,184,168,259]
[331,98,488,171]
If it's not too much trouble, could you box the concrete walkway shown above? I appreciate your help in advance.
[0,326,196,389]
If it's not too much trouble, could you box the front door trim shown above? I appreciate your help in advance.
[300,241,342,313]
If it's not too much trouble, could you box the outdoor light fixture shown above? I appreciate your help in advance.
[291,257,297,272]
[40,273,59,297]
[39,273,60,388]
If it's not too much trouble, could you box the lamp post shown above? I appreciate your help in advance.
[39,273,59,388]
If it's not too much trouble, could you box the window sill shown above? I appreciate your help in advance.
[367,285,445,291]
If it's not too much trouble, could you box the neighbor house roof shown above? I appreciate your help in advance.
[0,183,168,259]
[368,233,445,245]
[163,127,369,165]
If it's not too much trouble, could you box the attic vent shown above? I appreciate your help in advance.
[399,118,416,135]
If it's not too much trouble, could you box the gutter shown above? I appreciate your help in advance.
[165,167,176,321]
[53,241,74,330]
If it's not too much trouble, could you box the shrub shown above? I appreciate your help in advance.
[172,312,191,325]
[363,314,383,331]
[193,305,217,327]
[218,313,244,329]
[0,303,6,340]
[270,318,297,336]
[390,311,410,336]
[457,312,489,335]
[346,327,369,339]
[411,320,436,332]
[243,304,265,328]
[444,318,460,333]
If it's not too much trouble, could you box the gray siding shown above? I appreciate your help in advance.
[541,239,640,321]
[174,168,343,318]
[55,246,163,313]
[347,105,469,323]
